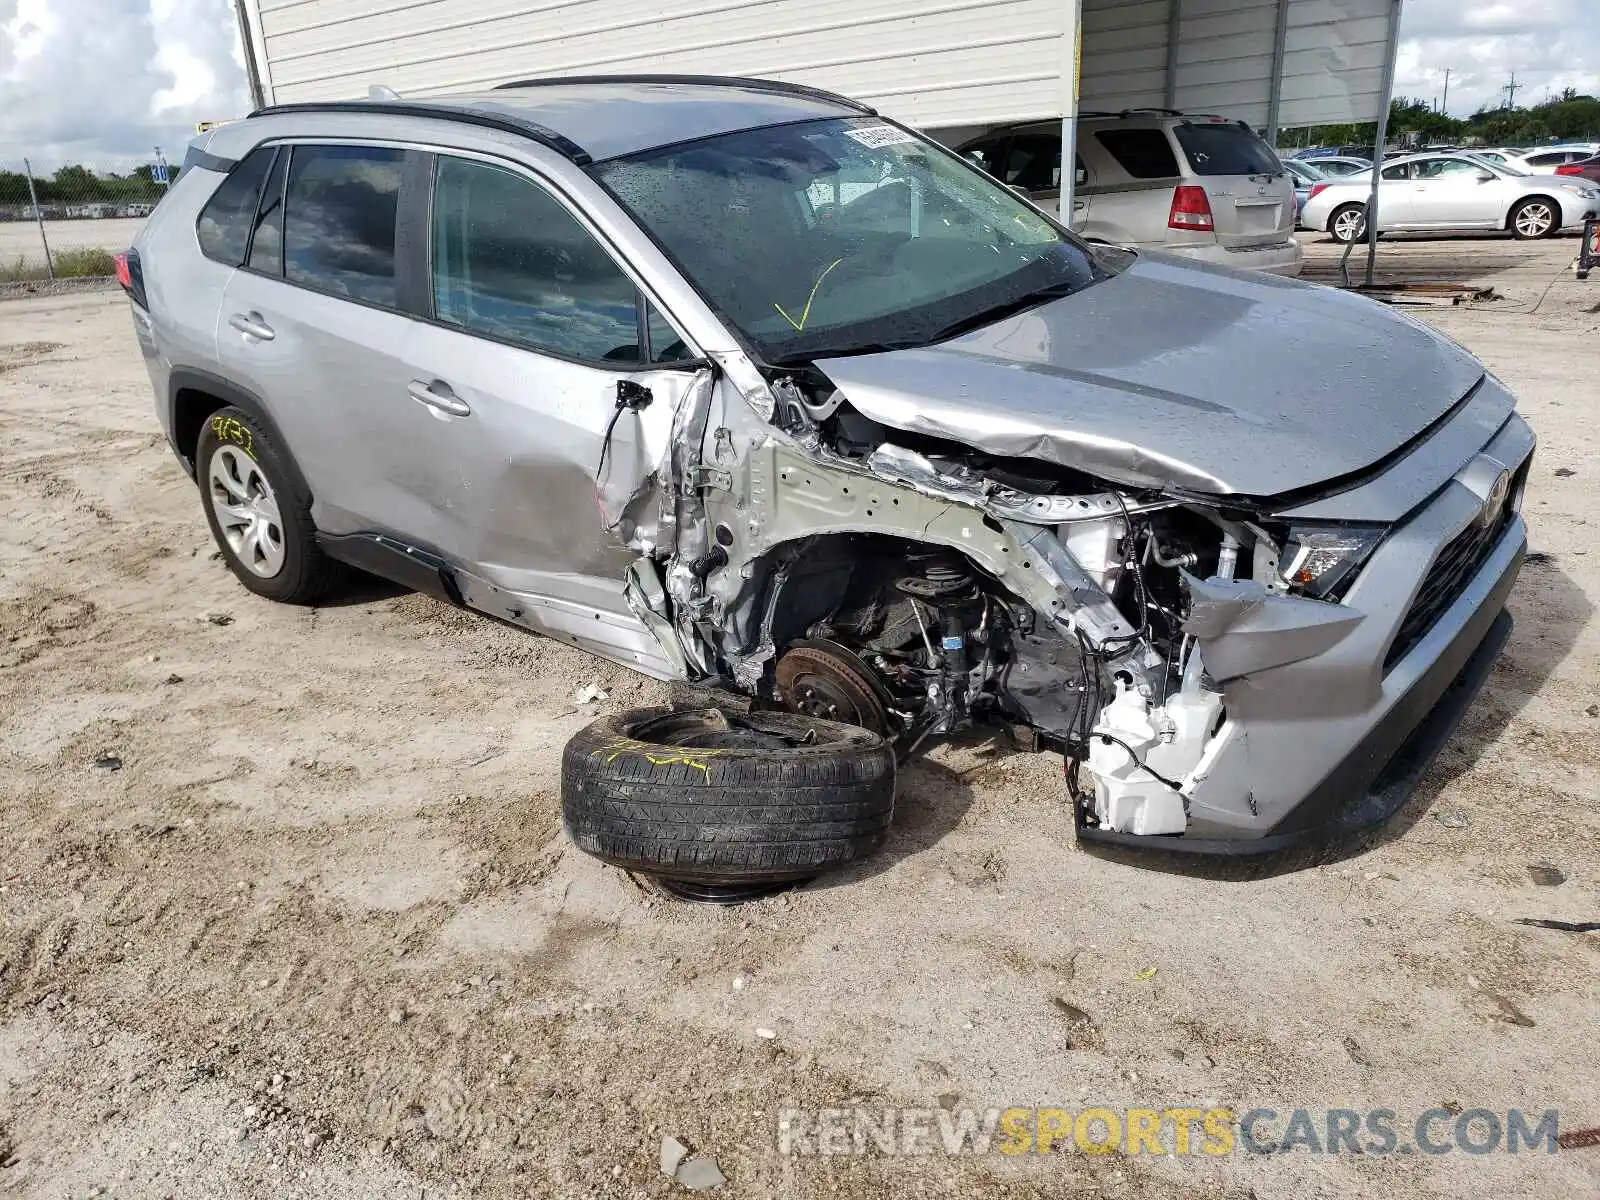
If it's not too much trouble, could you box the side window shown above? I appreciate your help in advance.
[1004,135,1061,191]
[283,144,404,307]
[646,303,692,364]
[1525,152,1561,168]
[1093,129,1180,179]
[1381,162,1410,180]
[962,139,1005,177]
[196,146,275,265]
[1431,159,1480,176]
[246,147,287,276]
[431,155,643,363]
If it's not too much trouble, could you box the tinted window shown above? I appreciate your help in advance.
[432,156,642,363]
[1172,123,1280,176]
[962,139,1005,176]
[1094,129,1179,179]
[1525,152,1564,168]
[284,145,403,306]
[1004,134,1061,191]
[1381,162,1410,180]
[646,303,692,363]
[246,147,287,276]
[197,146,275,265]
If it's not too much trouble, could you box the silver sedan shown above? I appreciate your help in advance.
[1300,151,1600,242]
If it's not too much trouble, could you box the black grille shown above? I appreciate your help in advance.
[1384,463,1525,670]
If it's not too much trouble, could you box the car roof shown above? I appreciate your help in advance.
[243,75,868,165]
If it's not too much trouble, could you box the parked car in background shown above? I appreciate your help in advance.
[1307,156,1370,176]
[1300,151,1600,242]
[1473,148,1526,166]
[1282,158,1324,224]
[1507,145,1600,173]
[959,111,1301,276]
[1556,155,1600,187]
[1294,144,1372,160]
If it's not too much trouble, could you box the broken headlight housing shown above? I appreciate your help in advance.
[1279,525,1384,600]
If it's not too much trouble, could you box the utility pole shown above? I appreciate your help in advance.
[1441,67,1450,114]
[1504,71,1520,110]
[22,158,54,280]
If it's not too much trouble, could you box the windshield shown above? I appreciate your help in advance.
[1468,153,1526,176]
[594,117,1107,363]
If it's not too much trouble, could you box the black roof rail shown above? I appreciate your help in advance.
[492,73,876,115]
[247,100,593,165]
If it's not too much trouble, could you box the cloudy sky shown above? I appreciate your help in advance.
[1,0,1597,170]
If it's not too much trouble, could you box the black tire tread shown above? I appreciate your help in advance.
[195,405,345,605]
[561,707,896,884]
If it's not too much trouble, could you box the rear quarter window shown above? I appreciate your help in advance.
[196,146,276,266]
[1172,123,1280,176]
[1093,129,1179,179]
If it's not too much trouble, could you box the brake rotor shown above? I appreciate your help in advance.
[774,642,890,735]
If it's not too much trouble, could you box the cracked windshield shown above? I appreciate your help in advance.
[596,116,1107,362]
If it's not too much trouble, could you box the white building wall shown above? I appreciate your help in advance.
[245,0,1075,130]
[241,0,1397,133]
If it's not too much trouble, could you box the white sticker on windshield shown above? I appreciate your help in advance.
[844,124,917,148]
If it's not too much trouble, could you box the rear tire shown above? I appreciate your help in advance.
[196,406,344,604]
[1510,197,1558,240]
[561,707,896,890]
[1328,204,1367,244]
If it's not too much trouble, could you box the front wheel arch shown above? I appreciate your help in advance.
[1507,195,1562,238]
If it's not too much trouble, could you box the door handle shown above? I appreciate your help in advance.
[228,311,275,341]
[408,379,470,417]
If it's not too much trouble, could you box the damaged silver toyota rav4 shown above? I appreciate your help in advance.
[124,76,1531,868]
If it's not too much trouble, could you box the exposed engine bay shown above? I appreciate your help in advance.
[618,363,1392,842]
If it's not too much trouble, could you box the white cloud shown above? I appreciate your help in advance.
[0,0,247,171]
[1395,0,1600,115]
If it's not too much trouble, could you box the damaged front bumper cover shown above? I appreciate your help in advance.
[1075,522,1523,857]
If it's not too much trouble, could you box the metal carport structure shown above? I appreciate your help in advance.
[233,0,1404,273]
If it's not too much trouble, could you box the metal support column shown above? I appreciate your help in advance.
[1164,0,1182,109]
[1265,0,1291,143]
[23,159,53,280]
[1363,0,1404,286]
[1060,0,1085,222]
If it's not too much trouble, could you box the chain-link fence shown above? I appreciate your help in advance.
[0,157,172,282]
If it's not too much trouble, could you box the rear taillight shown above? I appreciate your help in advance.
[1557,164,1584,176]
[1168,185,1214,232]
[1308,182,1331,202]
[114,249,147,309]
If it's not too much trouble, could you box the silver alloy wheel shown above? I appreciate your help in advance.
[207,444,286,578]
[1332,207,1366,242]
[1514,201,1555,238]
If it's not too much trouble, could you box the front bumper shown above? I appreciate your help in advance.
[1075,410,1534,857]
[1075,550,1518,857]
[1557,191,1600,228]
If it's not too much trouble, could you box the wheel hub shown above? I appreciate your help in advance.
[774,643,890,734]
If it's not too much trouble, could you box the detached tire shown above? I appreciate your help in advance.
[562,707,895,889]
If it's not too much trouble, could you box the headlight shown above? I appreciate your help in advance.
[1558,182,1591,196]
[1279,526,1385,600]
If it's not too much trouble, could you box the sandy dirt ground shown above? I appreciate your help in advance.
[0,219,146,270]
[1,236,1598,1200]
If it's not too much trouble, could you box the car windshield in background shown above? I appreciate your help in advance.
[594,117,1107,363]
[1470,154,1526,176]
[1174,122,1281,176]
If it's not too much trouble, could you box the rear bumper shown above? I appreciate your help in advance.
[1167,238,1304,276]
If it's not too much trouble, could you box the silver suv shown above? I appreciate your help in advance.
[123,75,1529,860]
[959,111,1302,276]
